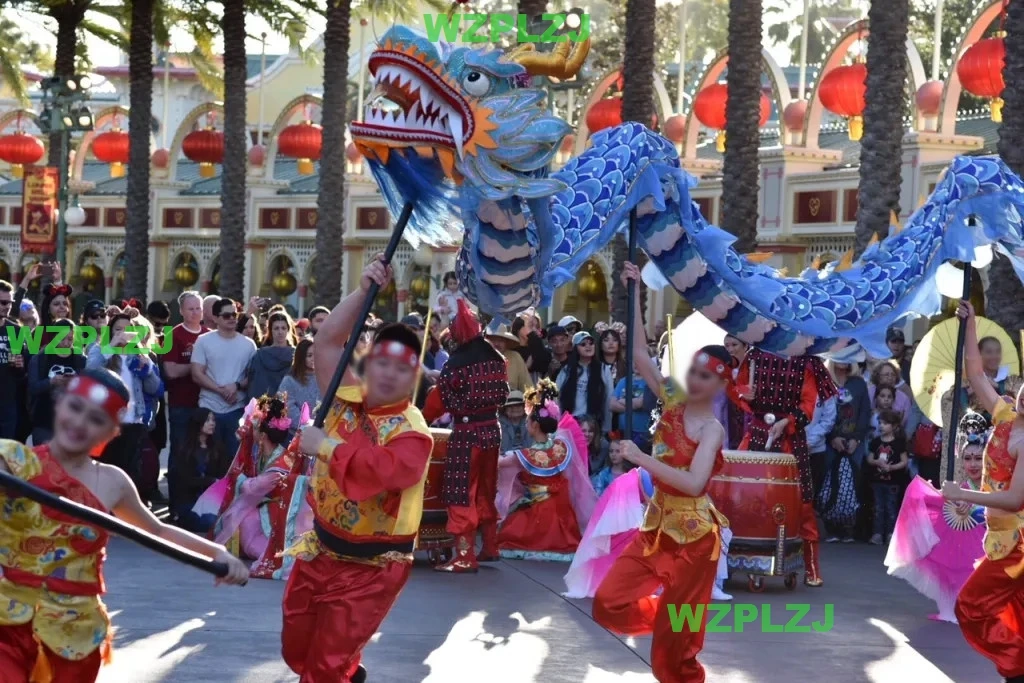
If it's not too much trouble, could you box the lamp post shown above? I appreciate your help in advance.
[37,74,94,272]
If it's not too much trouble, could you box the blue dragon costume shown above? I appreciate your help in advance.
[350,26,1024,359]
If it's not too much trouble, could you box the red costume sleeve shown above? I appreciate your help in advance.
[422,386,444,423]
[328,430,433,501]
[786,364,821,434]
[727,358,752,413]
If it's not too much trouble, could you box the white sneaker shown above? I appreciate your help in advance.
[869,534,883,545]
[825,536,840,543]
[712,585,733,601]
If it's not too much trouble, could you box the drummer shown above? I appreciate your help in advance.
[422,299,509,573]
[593,261,729,683]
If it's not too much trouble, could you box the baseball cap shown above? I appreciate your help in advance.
[886,327,905,343]
[84,299,106,318]
[572,330,593,346]
[559,315,581,329]
[400,313,425,330]
[547,325,568,338]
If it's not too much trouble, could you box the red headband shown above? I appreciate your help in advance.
[67,375,128,423]
[692,351,730,380]
[370,339,419,368]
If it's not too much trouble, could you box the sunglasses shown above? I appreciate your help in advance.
[578,339,594,346]
[0,299,12,306]
[220,312,238,320]
[87,312,107,320]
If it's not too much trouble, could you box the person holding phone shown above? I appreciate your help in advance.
[28,318,87,444]
[0,278,29,440]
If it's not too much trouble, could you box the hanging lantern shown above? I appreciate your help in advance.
[956,34,1005,123]
[182,128,225,178]
[92,128,130,178]
[818,62,867,140]
[248,144,266,167]
[663,115,686,143]
[175,261,199,287]
[272,271,297,297]
[693,83,772,153]
[79,262,103,285]
[783,100,808,133]
[410,275,430,299]
[278,122,322,175]
[0,132,45,179]
[586,97,622,134]
[915,81,944,119]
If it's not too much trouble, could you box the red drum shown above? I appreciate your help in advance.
[707,450,804,591]
[416,428,454,564]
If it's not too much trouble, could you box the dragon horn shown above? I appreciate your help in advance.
[508,39,590,80]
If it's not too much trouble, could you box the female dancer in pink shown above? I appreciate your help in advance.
[885,411,987,622]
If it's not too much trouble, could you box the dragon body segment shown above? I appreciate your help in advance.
[352,25,1024,357]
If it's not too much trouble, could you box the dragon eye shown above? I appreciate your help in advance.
[462,71,490,97]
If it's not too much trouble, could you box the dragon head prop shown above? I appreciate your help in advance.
[350,25,589,245]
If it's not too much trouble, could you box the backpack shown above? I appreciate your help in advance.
[911,423,943,459]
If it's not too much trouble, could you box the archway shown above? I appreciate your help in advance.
[267,253,300,316]
[559,258,608,326]
[73,249,106,317]
[937,0,1004,135]
[70,105,157,181]
[266,94,324,179]
[166,103,227,181]
[169,250,202,296]
[802,19,928,149]
[573,68,675,157]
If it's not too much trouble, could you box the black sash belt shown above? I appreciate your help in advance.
[314,520,414,558]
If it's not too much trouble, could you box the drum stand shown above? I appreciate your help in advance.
[745,504,800,592]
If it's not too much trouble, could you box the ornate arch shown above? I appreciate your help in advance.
[266,94,324,178]
[204,251,221,281]
[265,248,298,280]
[802,19,928,149]
[0,109,43,133]
[72,243,111,273]
[167,102,226,180]
[937,0,1004,135]
[573,68,675,156]
[167,245,204,278]
[71,105,153,181]
[681,47,792,160]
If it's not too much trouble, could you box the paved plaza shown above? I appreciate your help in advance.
[97,539,997,683]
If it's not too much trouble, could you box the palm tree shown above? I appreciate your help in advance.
[986,0,1024,337]
[123,0,154,302]
[313,0,351,307]
[720,0,762,254]
[218,0,247,300]
[852,0,909,258]
[0,18,54,103]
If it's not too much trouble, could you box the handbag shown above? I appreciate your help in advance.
[911,423,943,459]
[816,454,860,526]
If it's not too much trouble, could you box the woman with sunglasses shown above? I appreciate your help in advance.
[555,330,613,434]
[886,411,987,623]
[27,318,87,444]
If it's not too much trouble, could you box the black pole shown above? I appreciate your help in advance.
[0,470,229,578]
[946,263,974,482]
[313,202,415,428]
[624,209,638,441]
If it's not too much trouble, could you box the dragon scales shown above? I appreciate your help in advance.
[350,25,1024,358]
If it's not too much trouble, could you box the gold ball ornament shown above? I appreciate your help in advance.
[578,272,599,301]
[272,271,297,297]
[116,268,126,285]
[307,273,317,292]
[410,275,430,299]
[79,262,103,285]
[175,262,199,287]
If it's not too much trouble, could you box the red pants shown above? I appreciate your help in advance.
[446,448,498,535]
[0,623,102,683]
[955,546,1024,677]
[281,554,411,682]
[593,531,719,683]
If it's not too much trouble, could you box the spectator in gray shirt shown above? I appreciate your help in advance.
[499,391,530,453]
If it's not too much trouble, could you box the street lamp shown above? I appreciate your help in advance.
[37,74,94,272]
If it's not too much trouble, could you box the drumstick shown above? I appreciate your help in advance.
[411,305,434,405]
[666,314,675,380]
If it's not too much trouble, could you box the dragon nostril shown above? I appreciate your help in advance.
[967,215,979,227]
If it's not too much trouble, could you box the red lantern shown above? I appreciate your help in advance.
[693,84,772,152]
[662,115,686,143]
[915,80,944,118]
[818,63,867,140]
[182,128,225,178]
[277,121,322,175]
[92,128,130,178]
[956,34,1005,122]
[586,97,622,134]
[0,132,44,179]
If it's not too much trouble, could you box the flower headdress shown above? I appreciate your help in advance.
[957,410,992,453]
[524,378,560,418]
[240,394,294,439]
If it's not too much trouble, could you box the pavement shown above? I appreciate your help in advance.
[97,539,999,683]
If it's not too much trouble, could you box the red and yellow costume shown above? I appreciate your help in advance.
[0,441,112,683]
[955,401,1024,679]
[729,348,837,584]
[422,301,509,570]
[593,378,727,683]
[280,384,433,682]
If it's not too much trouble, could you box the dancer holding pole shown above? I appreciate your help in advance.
[0,368,248,683]
[283,228,433,682]
[943,300,1024,683]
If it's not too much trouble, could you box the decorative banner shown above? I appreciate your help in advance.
[104,207,127,227]
[21,166,58,254]
[793,190,837,224]
[259,208,291,230]
[357,207,389,230]
[82,208,99,227]
[0,207,6,224]
[199,208,221,229]
[163,208,194,229]
[843,189,858,223]
[694,196,714,222]
[297,208,318,229]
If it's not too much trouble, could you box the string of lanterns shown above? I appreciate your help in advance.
[692,83,771,153]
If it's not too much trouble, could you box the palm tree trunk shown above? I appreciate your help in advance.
[518,0,547,21]
[986,0,1024,340]
[853,0,909,259]
[609,0,656,324]
[720,0,762,255]
[124,0,154,302]
[219,0,247,300]
[47,2,87,167]
[313,0,350,307]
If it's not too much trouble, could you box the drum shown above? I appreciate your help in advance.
[417,428,454,564]
[708,450,804,592]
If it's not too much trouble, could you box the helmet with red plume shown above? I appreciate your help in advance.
[450,298,482,345]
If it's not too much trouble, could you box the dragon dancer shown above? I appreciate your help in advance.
[592,263,729,683]
[422,299,509,572]
[729,345,837,586]
[944,301,1024,683]
[0,368,248,683]
[286,255,433,683]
